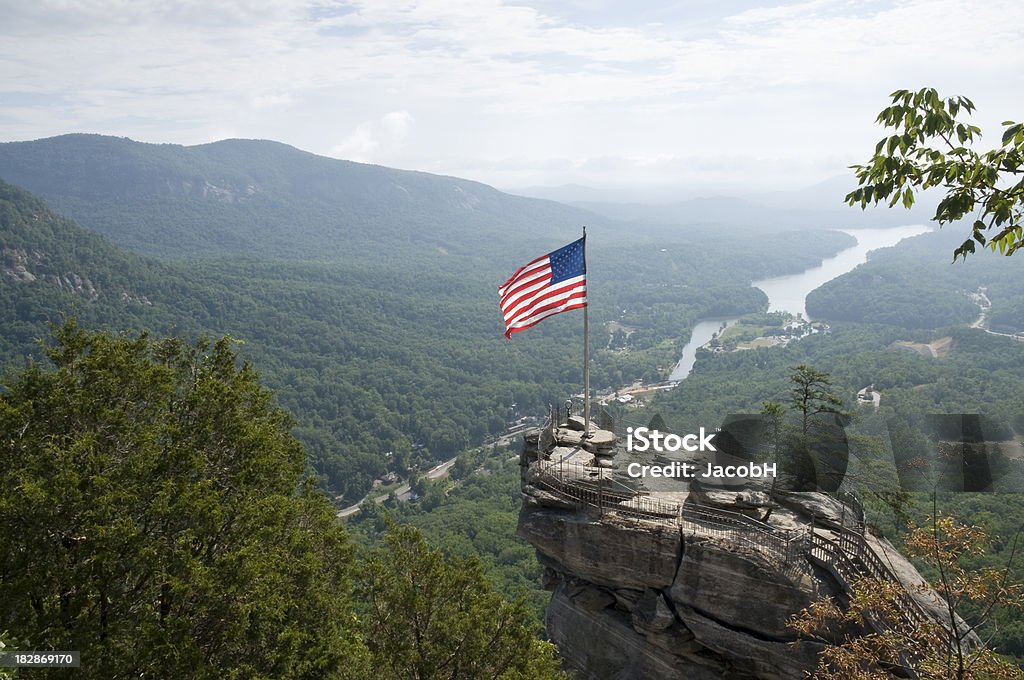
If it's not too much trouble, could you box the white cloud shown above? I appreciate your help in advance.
[330,110,414,162]
[0,0,1021,190]
[251,92,294,109]
[381,111,412,143]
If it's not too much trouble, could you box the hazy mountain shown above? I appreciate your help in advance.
[507,182,716,205]
[0,134,606,261]
[515,173,938,231]
[572,193,936,231]
[748,174,940,216]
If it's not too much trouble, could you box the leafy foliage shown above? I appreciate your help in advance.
[0,322,369,679]
[356,523,566,680]
[846,88,1024,261]
[789,515,1024,679]
[350,451,550,623]
[0,323,574,679]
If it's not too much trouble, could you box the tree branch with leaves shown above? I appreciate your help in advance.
[847,87,1024,261]
[790,513,1024,679]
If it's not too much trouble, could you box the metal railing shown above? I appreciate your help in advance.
[529,458,809,567]
[531,460,671,515]
[523,407,933,635]
[809,525,931,630]
[680,503,810,568]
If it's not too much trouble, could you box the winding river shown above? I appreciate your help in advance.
[668,225,931,381]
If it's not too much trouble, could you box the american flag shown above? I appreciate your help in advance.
[499,237,587,339]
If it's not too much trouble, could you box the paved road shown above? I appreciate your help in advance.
[335,431,532,519]
[336,454,459,518]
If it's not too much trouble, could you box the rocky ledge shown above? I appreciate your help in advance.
[517,420,971,679]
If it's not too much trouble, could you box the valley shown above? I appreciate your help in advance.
[4,134,1024,669]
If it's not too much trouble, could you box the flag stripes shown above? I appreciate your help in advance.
[498,237,587,339]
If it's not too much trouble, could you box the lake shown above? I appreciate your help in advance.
[668,225,931,381]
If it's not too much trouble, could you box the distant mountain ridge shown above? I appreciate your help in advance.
[0,134,603,261]
[571,193,935,230]
[515,174,938,230]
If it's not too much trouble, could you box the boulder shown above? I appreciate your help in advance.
[774,490,856,529]
[555,426,616,453]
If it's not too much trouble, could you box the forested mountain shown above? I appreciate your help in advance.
[0,178,586,500]
[0,134,604,261]
[807,228,1024,331]
[5,135,1024,667]
[0,180,174,359]
[0,133,865,506]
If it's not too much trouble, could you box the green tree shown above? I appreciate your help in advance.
[356,523,567,680]
[0,631,16,680]
[757,400,787,519]
[846,87,1024,261]
[760,366,852,493]
[0,321,370,679]
[789,364,847,436]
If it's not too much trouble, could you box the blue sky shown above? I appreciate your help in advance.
[1,0,1021,196]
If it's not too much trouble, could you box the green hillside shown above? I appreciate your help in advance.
[807,228,1024,331]
[0,178,592,500]
[0,172,856,504]
[0,134,602,261]
[0,179,174,358]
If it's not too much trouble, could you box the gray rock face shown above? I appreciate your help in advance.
[674,603,826,680]
[669,536,829,640]
[545,581,721,680]
[631,588,675,633]
[517,503,681,590]
[518,420,967,678]
[522,502,825,678]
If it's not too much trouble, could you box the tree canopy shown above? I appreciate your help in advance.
[356,523,565,680]
[0,321,370,678]
[847,88,1024,261]
[0,322,573,679]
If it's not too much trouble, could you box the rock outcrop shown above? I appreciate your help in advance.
[1,247,150,304]
[518,419,971,679]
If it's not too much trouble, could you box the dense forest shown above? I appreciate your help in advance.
[0,325,566,679]
[807,228,1024,332]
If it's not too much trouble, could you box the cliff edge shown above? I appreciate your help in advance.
[517,414,971,679]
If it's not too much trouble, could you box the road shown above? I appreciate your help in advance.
[969,288,1024,342]
[335,454,459,518]
[335,428,533,519]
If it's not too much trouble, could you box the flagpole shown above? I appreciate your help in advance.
[583,226,591,440]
